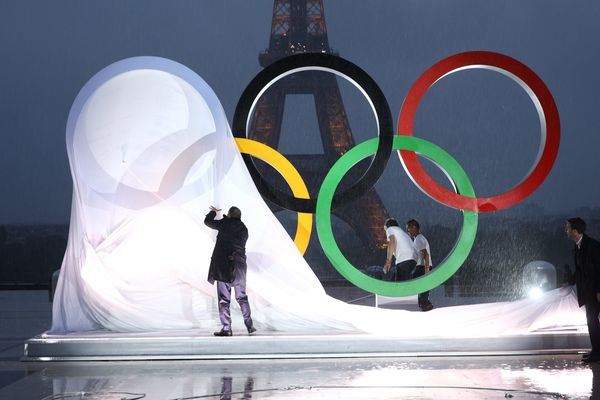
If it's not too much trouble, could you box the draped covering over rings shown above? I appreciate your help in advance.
[50,56,582,337]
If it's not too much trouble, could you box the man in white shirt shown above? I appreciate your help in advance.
[384,218,417,281]
[407,219,434,311]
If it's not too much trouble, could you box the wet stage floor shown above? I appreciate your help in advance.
[1,291,596,399]
[0,355,597,399]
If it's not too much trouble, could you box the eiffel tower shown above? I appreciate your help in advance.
[250,0,389,273]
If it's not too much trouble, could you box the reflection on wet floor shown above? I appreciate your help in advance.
[1,291,596,399]
[0,355,596,399]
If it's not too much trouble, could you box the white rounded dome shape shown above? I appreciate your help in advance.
[66,57,231,207]
[76,70,214,191]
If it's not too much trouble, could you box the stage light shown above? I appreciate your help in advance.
[528,287,544,299]
[522,260,556,298]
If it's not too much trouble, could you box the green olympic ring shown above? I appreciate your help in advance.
[315,136,478,297]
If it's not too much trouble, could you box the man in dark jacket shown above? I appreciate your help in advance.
[566,217,600,363]
[205,206,255,336]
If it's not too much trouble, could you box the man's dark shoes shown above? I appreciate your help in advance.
[213,329,232,337]
[582,352,600,363]
[247,326,257,335]
[582,358,600,364]
[582,353,600,364]
[420,302,434,312]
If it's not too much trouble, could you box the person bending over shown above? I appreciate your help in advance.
[383,218,417,281]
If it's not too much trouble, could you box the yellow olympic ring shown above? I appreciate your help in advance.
[234,138,312,255]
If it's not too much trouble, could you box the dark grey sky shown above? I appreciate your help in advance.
[1,1,599,223]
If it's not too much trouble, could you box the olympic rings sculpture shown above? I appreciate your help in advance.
[235,138,312,255]
[233,51,560,297]
[233,53,394,214]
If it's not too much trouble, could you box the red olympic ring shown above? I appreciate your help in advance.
[397,51,560,212]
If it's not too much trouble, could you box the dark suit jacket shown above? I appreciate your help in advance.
[204,211,248,284]
[573,234,600,307]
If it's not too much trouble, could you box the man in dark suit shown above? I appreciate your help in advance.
[205,205,256,336]
[566,217,600,363]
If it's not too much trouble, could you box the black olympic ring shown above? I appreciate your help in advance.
[232,53,394,214]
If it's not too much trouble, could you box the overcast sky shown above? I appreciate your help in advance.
[1,1,599,223]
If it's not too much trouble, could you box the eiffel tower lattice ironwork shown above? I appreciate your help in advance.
[250,0,390,270]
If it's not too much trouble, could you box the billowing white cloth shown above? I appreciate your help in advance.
[50,57,585,336]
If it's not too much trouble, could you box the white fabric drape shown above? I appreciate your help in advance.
[49,57,585,336]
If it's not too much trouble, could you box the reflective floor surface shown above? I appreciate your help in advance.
[1,291,596,399]
[0,355,597,400]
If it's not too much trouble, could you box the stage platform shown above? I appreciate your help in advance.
[23,329,590,361]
